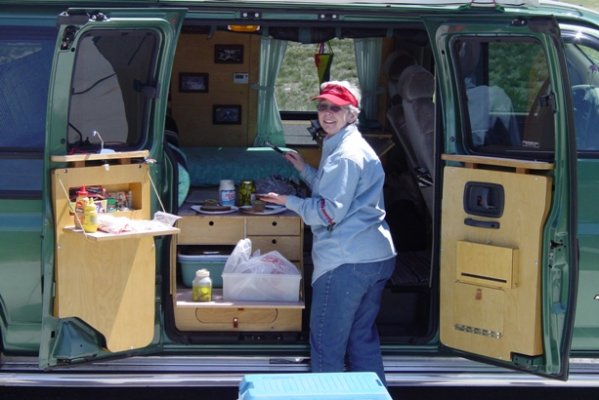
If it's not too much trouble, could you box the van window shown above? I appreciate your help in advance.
[563,32,599,152]
[276,39,358,145]
[67,29,159,151]
[0,26,55,194]
[454,38,553,158]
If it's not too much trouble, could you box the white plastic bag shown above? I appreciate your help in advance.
[223,238,253,273]
[235,251,299,275]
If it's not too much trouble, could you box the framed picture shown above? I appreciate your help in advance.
[213,105,242,125]
[179,72,209,93]
[214,44,244,64]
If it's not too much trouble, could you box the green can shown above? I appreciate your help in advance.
[239,180,256,206]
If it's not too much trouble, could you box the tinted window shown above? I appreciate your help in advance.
[563,32,599,152]
[454,38,553,158]
[67,29,158,151]
[0,26,55,194]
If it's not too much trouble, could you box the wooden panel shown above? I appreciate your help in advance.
[440,166,551,359]
[56,235,155,352]
[456,241,518,289]
[248,235,302,261]
[175,306,302,331]
[51,163,162,353]
[171,31,259,147]
[442,153,553,172]
[452,283,507,359]
[177,215,245,245]
[246,215,301,236]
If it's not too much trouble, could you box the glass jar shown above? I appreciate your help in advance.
[239,180,256,207]
[192,269,212,302]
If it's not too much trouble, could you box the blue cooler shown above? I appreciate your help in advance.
[238,372,392,400]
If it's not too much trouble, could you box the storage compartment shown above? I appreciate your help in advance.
[238,372,391,400]
[178,251,228,288]
[223,272,301,302]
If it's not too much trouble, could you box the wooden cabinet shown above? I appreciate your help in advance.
[173,207,305,332]
[50,152,179,352]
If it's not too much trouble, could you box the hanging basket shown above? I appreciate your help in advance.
[314,42,334,84]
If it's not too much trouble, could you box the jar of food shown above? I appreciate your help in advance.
[192,269,212,302]
[239,180,256,207]
[219,179,236,207]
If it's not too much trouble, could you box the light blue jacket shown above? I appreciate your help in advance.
[285,124,396,284]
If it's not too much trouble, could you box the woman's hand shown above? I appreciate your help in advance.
[258,192,288,206]
[284,151,305,173]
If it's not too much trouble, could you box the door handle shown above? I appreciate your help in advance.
[464,217,500,229]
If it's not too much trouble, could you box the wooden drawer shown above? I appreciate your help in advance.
[177,216,244,245]
[249,235,302,261]
[175,306,302,331]
[246,215,301,236]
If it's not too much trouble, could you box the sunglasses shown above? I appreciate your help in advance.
[316,103,344,113]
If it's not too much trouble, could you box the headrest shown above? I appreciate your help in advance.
[383,50,417,82]
[398,65,434,101]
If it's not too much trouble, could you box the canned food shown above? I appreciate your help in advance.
[239,180,256,206]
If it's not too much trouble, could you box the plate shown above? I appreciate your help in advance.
[239,205,287,215]
[191,205,238,215]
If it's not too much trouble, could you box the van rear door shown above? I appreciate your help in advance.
[39,8,184,368]
[428,15,577,379]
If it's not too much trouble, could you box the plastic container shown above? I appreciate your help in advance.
[83,198,98,233]
[178,251,228,288]
[238,372,392,400]
[74,185,89,229]
[222,271,301,302]
[192,269,212,302]
[219,179,236,206]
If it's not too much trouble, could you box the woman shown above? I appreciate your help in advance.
[260,80,396,384]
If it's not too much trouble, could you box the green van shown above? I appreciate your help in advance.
[1,0,598,387]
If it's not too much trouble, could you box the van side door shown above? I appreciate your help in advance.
[39,8,184,368]
[428,15,577,379]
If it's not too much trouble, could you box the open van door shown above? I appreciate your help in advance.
[39,8,184,368]
[427,14,578,379]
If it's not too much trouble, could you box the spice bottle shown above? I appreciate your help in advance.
[74,185,89,229]
[192,269,212,302]
[83,198,98,233]
[219,179,236,207]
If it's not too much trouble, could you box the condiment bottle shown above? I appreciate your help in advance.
[192,269,212,302]
[219,179,236,207]
[83,198,98,233]
[74,185,89,229]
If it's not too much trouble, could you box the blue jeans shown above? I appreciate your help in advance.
[309,257,395,385]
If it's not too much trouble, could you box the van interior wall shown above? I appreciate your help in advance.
[170,31,260,147]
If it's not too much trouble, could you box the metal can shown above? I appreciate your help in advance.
[239,180,256,206]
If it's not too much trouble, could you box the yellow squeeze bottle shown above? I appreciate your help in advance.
[83,198,98,233]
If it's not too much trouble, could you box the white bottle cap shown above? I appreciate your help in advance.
[195,269,210,278]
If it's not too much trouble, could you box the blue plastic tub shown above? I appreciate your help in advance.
[238,372,392,400]
[177,251,228,288]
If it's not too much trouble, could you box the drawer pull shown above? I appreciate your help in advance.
[209,221,214,226]
[233,317,239,328]
[271,221,277,226]
[271,239,277,244]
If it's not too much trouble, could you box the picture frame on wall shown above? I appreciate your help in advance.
[214,44,244,64]
[213,105,242,125]
[179,72,209,93]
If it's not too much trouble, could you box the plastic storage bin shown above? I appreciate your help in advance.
[178,251,228,288]
[238,372,392,400]
[222,272,301,302]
